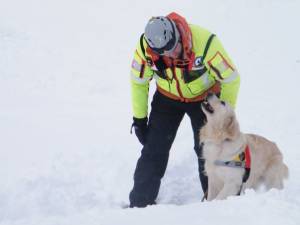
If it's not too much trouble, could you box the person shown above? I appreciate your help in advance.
[129,12,240,208]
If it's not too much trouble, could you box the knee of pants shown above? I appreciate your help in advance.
[144,129,177,154]
[134,152,169,181]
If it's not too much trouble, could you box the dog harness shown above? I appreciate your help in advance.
[214,145,251,195]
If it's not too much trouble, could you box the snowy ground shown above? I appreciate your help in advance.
[0,0,300,224]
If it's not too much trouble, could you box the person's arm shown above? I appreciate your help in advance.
[130,38,153,119]
[204,36,240,108]
[130,38,154,145]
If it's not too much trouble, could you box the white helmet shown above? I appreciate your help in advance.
[144,16,180,55]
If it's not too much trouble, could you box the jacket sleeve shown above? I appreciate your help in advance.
[130,38,154,119]
[204,36,240,108]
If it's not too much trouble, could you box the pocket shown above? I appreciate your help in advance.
[183,67,207,83]
[187,78,203,95]
[187,71,211,96]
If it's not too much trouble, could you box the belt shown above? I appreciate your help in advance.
[156,82,221,103]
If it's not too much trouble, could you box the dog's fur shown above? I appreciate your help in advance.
[200,94,289,201]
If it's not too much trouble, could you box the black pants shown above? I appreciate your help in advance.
[129,91,207,207]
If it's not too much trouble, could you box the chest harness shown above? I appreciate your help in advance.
[214,145,252,195]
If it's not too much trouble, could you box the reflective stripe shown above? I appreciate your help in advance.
[131,72,150,84]
[199,71,210,87]
[215,61,228,73]
[131,59,143,72]
[221,70,239,83]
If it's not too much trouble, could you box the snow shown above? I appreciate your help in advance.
[0,0,300,224]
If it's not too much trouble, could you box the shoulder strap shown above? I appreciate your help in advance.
[139,33,146,58]
[202,34,215,60]
[138,33,168,79]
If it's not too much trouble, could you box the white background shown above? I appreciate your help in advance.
[0,0,299,224]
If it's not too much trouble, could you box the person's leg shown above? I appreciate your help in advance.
[129,92,185,207]
[186,101,208,194]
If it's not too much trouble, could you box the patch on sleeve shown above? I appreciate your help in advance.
[131,59,145,78]
[208,51,235,80]
[131,59,143,72]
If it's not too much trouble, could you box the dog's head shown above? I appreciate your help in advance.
[200,93,240,143]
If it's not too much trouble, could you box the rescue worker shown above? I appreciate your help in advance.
[129,12,240,207]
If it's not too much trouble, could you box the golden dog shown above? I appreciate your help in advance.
[200,94,288,201]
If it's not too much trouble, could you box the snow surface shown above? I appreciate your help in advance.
[0,0,300,224]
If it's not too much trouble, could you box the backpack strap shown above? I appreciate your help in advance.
[139,33,146,58]
[139,33,168,79]
[202,34,215,61]
[182,33,215,83]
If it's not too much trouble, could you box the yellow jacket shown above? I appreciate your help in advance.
[130,24,240,119]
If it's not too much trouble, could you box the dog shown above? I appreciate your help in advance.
[199,93,288,201]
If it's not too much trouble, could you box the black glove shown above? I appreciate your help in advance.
[131,117,148,145]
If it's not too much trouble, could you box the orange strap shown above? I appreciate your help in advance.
[245,145,251,169]
[157,82,221,103]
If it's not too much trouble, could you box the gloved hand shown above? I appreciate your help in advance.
[131,117,148,145]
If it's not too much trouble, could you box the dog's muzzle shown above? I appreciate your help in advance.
[202,100,214,113]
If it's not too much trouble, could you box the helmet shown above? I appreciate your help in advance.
[144,16,180,55]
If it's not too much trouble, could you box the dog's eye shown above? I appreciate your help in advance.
[221,101,226,106]
[225,138,231,142]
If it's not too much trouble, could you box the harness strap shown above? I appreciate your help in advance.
[202,34,215,61]
[140,33,146,57]
[214,160,245,168]
[242,146,251,183]
[239,146,251,195]
[213,145,252,196]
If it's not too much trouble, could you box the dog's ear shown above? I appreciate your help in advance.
[227,115,234,127]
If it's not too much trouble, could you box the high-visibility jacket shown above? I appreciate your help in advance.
[130,24,240,119]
